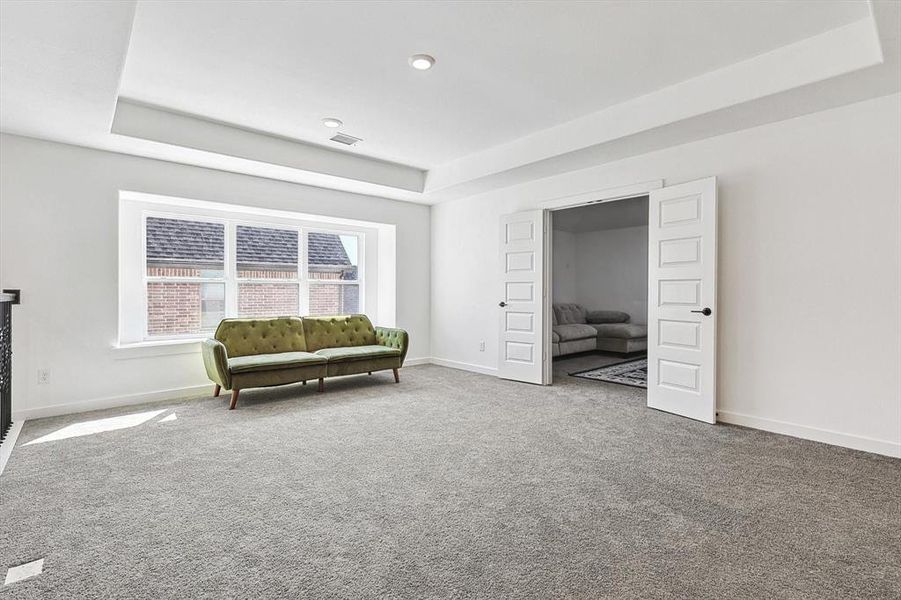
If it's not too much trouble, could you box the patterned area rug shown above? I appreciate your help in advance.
[570,358,647,388]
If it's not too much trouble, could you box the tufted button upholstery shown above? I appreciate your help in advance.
[202,314,410,404]
[302,314,377,352]
[554,303,588,325]
[375,326,409,363]
[215,317,308,357]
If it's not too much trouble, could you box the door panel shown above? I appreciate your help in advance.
[658,279,702,306]
[658,237,701,266]
[647,177,717,423]
[498,210,547,384]
[658,319,700,349]
[505,312,534,332]
[505,281,535,301]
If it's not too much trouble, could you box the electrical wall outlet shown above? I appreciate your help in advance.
[37,369,50,385]
[479,341,486,352]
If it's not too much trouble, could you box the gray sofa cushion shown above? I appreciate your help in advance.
[597,337,647,354]
[554,323,598,342]
[591,323,648,340]
[586,310,630,324]
[558,337,597,355]
[554,303,587,325]
[552,330,560,343]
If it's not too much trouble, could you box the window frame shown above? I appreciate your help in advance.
[142,211,229,340]
[304,227,365,317]
[135,209,366,343]
[233,221,302,320]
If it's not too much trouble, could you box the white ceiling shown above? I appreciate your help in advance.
[1,1,898,204]
[553,196,648,233]
[0,1,135,140]
[119,0,869,168]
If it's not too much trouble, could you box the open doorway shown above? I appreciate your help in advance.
[498,177,717,422]
[550,195,649,388]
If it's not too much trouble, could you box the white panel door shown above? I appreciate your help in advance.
[647,177,717,423]
[497,210,547,384]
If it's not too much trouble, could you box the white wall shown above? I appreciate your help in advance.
[551,230,576,304]
[571,225,648,324]
[431,93,901,457]
[0,134,430,418]
[552,223,648,323]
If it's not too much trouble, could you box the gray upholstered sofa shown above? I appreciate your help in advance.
[552,303,647,357]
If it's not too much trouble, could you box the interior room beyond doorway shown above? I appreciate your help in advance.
[551,195,649,387]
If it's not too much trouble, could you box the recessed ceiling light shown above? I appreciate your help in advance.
[408,54,436,71]
[322,117,343,128]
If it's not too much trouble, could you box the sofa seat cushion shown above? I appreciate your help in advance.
[228,351,326,374]
[553,324,598,342]
[591,323,648,340]
[315,345,402,362]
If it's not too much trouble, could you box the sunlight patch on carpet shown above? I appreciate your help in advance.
[4,558,44,585]
[24,410,166,445]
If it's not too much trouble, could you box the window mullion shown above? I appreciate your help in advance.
[141,212,149,340]
[357,233,364,313]
[225,222,238,317]
[299,228,310,315]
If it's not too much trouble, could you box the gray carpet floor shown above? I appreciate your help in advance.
[1,361,899,599]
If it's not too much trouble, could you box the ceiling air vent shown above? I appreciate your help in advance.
[329,132,363,146]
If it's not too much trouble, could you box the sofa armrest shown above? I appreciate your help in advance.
[586,310,630,324]
[202,338,231,390]
[375,326,409,365]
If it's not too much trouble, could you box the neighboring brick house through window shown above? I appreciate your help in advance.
[144,215,361,338]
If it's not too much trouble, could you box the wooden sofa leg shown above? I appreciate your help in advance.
[213,384,221,397]
[229,389,240,410]
[302,380,307,386]
[393,368,400,383]
[318,378,324,392]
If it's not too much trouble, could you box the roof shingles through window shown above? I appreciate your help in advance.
[146,217,352,267]
[236,225,297,266]
[145,217,224,263]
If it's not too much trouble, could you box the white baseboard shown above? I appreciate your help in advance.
[11,365,896,460]
[13,362,431,421]
[718,410,901,459]
[429,357,498,376]
[0,420,24,477]
[13,383,212,421]
[404,357,431,366]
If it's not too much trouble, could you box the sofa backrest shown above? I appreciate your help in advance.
[589,310,631,324]
[554,303,587,324]
[215,317,307,357]
[302,314,377,352]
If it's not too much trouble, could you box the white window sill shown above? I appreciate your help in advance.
[111,338,204,360]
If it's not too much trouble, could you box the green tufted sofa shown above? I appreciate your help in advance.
[201,315,408,409]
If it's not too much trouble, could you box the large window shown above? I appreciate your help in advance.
[236,225,300,318]
[145,217,226,337]
[308,232,360,316]
[139,213,363,340]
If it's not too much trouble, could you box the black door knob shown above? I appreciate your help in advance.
[690,307,712,316]
[498,301,507,307]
